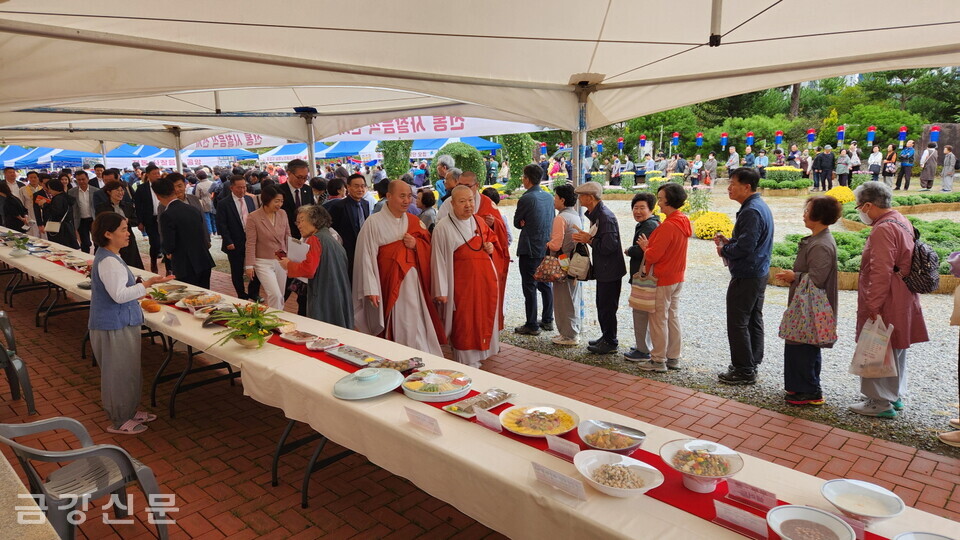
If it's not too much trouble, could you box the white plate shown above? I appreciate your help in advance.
[498,403,580,438]
[574,450,664,497]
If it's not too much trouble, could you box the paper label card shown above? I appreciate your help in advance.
[404,406,442,436]
[727,478,778,510]
[836,514,865,540]
[475,408,502,433]
[161,312,180,326]
[545,435,580,460]
[713,500,768,540]
[531,462,587,501]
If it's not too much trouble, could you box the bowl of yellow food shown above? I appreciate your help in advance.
[499,404,579,438]
[578,420,645,455]
[659,438,744,493]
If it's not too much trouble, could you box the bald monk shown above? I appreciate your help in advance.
[432,186,501,368]
[436,171,509,329]
[353,180,445,355]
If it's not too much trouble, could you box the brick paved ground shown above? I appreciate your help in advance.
[0,268,957,539]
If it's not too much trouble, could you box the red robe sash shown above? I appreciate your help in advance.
[475,195,509,330]
[450,217,498,351]
[376,213,447,345]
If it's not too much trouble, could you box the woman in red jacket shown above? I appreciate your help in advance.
[635,183,692,372]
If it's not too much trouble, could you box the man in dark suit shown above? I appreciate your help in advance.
[3,166,24,196]
[154,175,215,288]
[134,164,164,273]
[277,159,313,314]
[326,173,369,275]
[513,163,555,336]
[277,159,314,240]
[216,175,261,300]
[91,164,105,188]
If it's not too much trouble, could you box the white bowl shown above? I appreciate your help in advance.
[893,533,956,540]
[658,438,744,493]
[821,479,905,525]
[573,450,664,498]
[578,420,645,455]
[767,505,855,540]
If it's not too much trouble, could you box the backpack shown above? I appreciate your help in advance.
[881,219,941,294]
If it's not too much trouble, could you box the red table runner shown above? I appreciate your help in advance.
[269,332,888,540]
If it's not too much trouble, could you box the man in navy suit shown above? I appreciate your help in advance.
[326,173,369,276]
[155,174,215,288]
[216,175,261,300]
[277,159,314,239]
[513,164,556,335]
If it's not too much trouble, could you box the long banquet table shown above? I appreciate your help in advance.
[1,232,957,540]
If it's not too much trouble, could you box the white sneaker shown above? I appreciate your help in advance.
[551,335,579,346]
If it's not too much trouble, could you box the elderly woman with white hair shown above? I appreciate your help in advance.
[849,181,929,418]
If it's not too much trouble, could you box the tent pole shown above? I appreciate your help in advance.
[172,127,183,173]
[305,115,317,177]
[573,86,590,187]
[99,140,107,167]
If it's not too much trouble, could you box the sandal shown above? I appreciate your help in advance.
[106,419,148,435]
[133,411,158,423]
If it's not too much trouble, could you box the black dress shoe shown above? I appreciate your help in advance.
[538,320,554,331]
[718,369,757,385]
[588,338,603,346]
[587,340,617,354]
[514,325,542,336]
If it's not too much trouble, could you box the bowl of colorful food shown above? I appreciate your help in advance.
[659,438,744,493]
[766,505,855,540]
[574,450,664,498]
[401,369,472,402]
[578,420,645,455]
[499,404,579,438]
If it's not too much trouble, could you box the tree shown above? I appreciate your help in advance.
[625,106,700,156]
[838,104,924,148]
[859,69,929,110]
[789,83,801,118]
[435,142,485,181]
[502,133,536,190]
[379,140,413,179]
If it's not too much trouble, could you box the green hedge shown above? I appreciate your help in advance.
[760,179,813,190]
[773,218,959,274]
[436,142,485,183]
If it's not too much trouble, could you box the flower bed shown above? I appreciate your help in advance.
[757,166,813,194]
[770,217,960,294]
[693,211,733,239]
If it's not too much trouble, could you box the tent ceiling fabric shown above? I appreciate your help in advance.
[1,1,959,137]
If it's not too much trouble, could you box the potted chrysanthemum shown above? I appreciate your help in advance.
[210,302,283,349]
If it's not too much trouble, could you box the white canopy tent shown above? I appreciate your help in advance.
[1,1,959,177]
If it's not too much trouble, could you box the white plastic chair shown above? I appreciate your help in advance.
[0,310,36,414]
[0,417,169,540]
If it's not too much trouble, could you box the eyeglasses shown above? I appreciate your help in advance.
[855,202,869,210]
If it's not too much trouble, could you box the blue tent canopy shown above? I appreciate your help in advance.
[316,141,378,159]
[106,144,142,158]
[9,147,57,168]
[15,148,100,168]
[411,137,501,153]
[0,145,31,164]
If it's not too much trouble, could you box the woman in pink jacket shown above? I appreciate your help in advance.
[849,181,929,418]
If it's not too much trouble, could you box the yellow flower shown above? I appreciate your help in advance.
[693,211,734,239]
[823,186,855,204]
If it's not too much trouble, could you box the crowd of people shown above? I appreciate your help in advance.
[2,147,944,440]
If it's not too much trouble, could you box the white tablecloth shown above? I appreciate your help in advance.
[2,234,957,540]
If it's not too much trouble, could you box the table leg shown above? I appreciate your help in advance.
[150,336,176,407]
[34,282,54,327]
[301,438,354,508]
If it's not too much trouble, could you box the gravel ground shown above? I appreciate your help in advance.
[496,188,960,458]
[136,192,959,456]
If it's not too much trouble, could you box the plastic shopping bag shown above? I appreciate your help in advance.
[849,317,897,378]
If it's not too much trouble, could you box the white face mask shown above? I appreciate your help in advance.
[858,209,874,225]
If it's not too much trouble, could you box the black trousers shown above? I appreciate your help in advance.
[596,280,621,345]
[783,343,822,394]
[895,165,913,189]
[726,276,767,375]
[144,218,162,261]
[226,249,260,300]
[77,217,93,253]
[518,255,553,328]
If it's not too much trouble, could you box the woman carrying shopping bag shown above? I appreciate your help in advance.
[775,196,841,406]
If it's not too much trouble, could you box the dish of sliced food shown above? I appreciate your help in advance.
[182,293,222,307]
[368,357,424,372]
[499,404,579,437]
[442,388,515,418]
[306,338,340,351]
[279,330,317,344]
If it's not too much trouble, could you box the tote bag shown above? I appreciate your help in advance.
[567,243,592,281]
[778,274,837,346]
[628,266,657,313]
[534,254,566,282]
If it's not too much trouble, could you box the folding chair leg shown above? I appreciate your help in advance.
[14,360,36,415]
[135,468,169,540]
